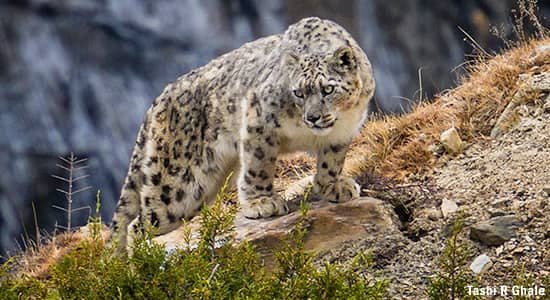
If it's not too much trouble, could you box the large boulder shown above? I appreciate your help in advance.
[156,197,398,264]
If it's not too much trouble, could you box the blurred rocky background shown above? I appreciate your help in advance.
[0,0,548,256]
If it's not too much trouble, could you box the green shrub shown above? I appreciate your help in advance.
[0,183,387,299]
[0,258,49,299]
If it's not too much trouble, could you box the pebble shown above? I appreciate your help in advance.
[470,254,492,274]
[491,198,511,208]
[512,247,524,255]
[440,127,464,154]
[440,199,459,218]
[427,208,442,221]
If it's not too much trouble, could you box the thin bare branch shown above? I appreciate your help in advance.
[32,201,40,243]
[72,175,90,182]
[55,188,70,195]
[72,206,91,212]
[55,164,71,172]
[74,158,88,165]
[208,263,221,283]
[72,186,92,195]
[57,156,71,164]
[458,26,491,58]
[52,205,69,212]
[51,175,71,183]
[55,224,69,230]
[53,152,94,232]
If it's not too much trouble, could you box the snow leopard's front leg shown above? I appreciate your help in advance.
[313,143,360,203]
[238,120,288,219]
[238,132,289,218]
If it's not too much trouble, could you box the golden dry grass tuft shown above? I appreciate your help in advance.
[13,232,85,280]
[11,225,110,280]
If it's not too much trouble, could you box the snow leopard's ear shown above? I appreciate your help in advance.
[283,50,301,75]
[283,50,300,67]
[331,46,356,73]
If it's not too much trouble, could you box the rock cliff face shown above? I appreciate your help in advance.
[0,0,548,255]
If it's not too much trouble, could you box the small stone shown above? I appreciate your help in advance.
[469,215,521,246]
[530,45,550,65]
[495,246,504,256]
[427,208,442,221]
[165,245,178,255]
[534,44,550,54]
[441,199,459,218]
[470,254,492,274]
[440,127,464,154]
[542,186,550,197]
[512,247,524,255]
[491,198,511,208]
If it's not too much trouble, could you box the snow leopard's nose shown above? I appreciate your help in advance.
[305,113,321,124]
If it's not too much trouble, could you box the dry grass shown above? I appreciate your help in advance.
[12,224,109,279]
[12,232,83,279]
[345,0,550,183]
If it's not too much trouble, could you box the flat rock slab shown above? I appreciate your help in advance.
[156,197,397,262]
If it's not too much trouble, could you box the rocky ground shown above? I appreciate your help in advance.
[433,94,550,287]
[380,91,550,299]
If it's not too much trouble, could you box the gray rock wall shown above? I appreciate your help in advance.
[0,0,547,255]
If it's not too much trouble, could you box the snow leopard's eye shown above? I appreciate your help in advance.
[293,89,304,98]
[321,85,334,96]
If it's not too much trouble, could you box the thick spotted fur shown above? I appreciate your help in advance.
[110,17,375,253]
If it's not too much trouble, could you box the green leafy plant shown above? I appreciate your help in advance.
[0,258,50,299]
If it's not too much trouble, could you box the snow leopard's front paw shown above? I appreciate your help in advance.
[243,194,289,219]
[313,176,360,203]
